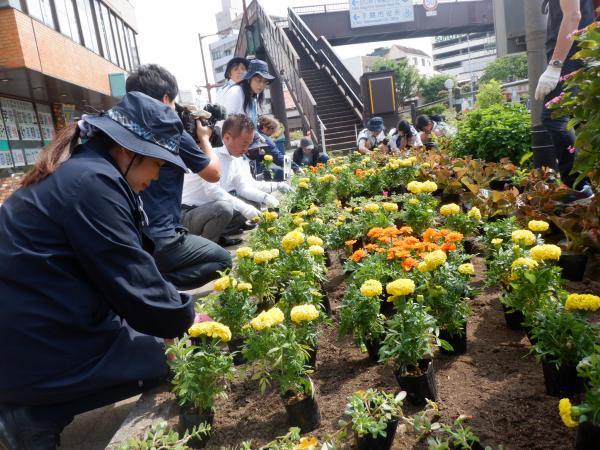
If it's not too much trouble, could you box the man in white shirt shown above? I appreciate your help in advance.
[181,114,289,247]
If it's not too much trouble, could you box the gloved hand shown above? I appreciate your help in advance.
[263,193,280,208]
[241,204,261,220]
[535,66,562,101]
[277,182,293,193]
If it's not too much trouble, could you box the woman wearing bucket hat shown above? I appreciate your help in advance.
[0,91,195,449]
[221,58,275,125]
[216,56,249,104]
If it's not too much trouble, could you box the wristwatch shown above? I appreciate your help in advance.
[549,59,563,68]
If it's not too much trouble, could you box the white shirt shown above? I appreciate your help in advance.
[220,85,261,124]
[357,128,386,149]
[388,125,422,150]
[182,146,275,218]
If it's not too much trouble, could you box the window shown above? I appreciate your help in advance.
[76,0,99,53]
[96,1,117,64]
[55,0,81,43]
[224,49,232,56]
[26,0,55,29]
[109,12,124,67]
[126,27,140,69]
[412,57,417,65]
[421,58,425,66]
[116,18,131,71]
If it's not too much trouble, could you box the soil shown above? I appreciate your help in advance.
[203,253,600,450]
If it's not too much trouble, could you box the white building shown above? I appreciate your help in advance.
[432,32,497,84]
[209,0,243,85]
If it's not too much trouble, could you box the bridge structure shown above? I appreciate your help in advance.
[235,0,494,151]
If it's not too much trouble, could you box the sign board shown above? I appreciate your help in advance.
[423,0,438,16]
[349,0,414,29]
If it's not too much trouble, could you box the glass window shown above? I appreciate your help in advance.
[55,0,81,43]
[98,2,117,64]
[26,0,55,29]
[109,12,124,67]
[76,0,99,53]
[117,19,131,71]
[126,27,140,68]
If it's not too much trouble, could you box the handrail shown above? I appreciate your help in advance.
[317,115,327,152]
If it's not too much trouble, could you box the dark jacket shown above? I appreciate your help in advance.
[293,146,322,167]
[0,140,194,405]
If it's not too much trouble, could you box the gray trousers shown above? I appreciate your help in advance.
[181,200,247,242]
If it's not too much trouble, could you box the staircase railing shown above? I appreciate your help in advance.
[235,1,322,144]
[287,7,363,120]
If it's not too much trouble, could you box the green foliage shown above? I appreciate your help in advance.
[476,80,504,109]
[166,336,235,412]
[426,416,484,450]
[418,103,447,117]
[576,353,600,426]
[450,103,531,163]
[370,57,421,105]
[479,54,528,84]
[443,211,480,237]
[341,389,405,439]
[419,74,456,104]
[339,286,385,347]
[399,193,439,235]
[530,302,598,368]
[211,284,257,337]
[115,420,210,450]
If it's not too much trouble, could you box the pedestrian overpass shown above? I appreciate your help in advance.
[235,0,494,151]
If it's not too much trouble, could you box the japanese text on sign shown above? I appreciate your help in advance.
[349,0,414,28]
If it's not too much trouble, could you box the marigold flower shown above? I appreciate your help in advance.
[307,205,319,216]
[250,307,285,331]
[236,247,253,258]
[298,177,310,184]
[237,282,252,292]
[417,261,431,272]
[298,181,309,189]
[382,202,399,212]
[351,249,368,262]
[188,321,232,342]
[262,211,278,221]
[309,245,325,256]
[407,181,422,193]
[445,231,463,242]
[511,257,538,271]
[402,257,419,271]
[468,207,482,221]
[307,236,323,246]
[528,220,550,232]
[565,293,600,312]
[491,238,503,246]
[297,436,319,449]
[364,203,380,213]
[530,244,561,262]
[290,304,320,323]
[399,226,413,234]
[282,230,305,253]
[458,263,475,275]
[360,279,383,297]
[345,239,357,247]
[511,229,536,246]
[293,217,306,226]
[398,156,417,167]
[214,276,232,291]
[420,180,438,193]
[424,249,447,270]
[253,249,278,264]
[386,278,416,296]
[558,398,579,428]
[440,203,461,216]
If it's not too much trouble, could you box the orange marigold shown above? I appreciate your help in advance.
[367,227,384,238]
[364,243,381,252]
[398,226,413,234]
[445,231,464,242]
[441,242,457,252]
[402,258,419,271]
[345,239,357,247]
[351,249,368,262]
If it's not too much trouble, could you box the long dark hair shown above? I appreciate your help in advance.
[396,120,415,138]
[239,77,265,113]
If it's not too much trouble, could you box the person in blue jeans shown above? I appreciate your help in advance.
[0,92,195,449]
[292,136,329,168]
[126,64,232,290]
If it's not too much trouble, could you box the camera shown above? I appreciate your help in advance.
[175,103,227,147]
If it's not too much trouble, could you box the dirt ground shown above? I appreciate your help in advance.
[203,252,600,450]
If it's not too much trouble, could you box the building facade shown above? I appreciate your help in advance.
[0,0,138,172]
[432,32,497,83]
[209,0,243,86]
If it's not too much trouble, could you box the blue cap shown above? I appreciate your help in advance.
[367,116,384,132]
[85,91,186,172]
[243,59,275,83]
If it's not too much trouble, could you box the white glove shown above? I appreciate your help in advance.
[263,193,279,208]
[241,203,261,220]
[277,182,293,193]
[535,66,562,101]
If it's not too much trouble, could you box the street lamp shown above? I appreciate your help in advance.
[198,32,223,103]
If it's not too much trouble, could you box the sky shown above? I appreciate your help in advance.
[131,0,432,101]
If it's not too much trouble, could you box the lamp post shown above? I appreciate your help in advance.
[198,32,221,103]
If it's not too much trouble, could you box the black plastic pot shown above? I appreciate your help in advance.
[541,359,584,398]
[227,337,246,366]
[501,303,525,331]
[179,407,214,449]
[364,336,382,363]
[282,391,321,432]
[355,418,398,450]
[576,421,600,450]
[439,325,467,355]
[394,359,437,405]
[558,254,588,282]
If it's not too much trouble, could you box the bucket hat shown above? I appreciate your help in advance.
[299,137,314,150]
[243,59,275,83]
[367,116,384,132]
[84,91,186,171]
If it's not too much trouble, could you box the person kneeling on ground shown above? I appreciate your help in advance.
[0,92,195,450]
[252,115,289,181]
[292,136,329,168]
[357,116,390,155]
[387,119,422,154]
[181,114,290,247]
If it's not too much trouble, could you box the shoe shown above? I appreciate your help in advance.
[218,236,243,247]
[558,184,594,204]
[0,406,61,450]
[239,221,257,231]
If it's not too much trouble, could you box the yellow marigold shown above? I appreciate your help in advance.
[360,279,383,297]
[332,166,344,173]
[408,198,419,205]
[440,203,461,216]
[558,398,579,428]
[307,205,319,216]
[424,250,447,270]
[237,282,252,292]
[420,180,438,193]
[398,156,417,167]
[364,203,380,213]
[511,229,536,246]
[290,304,320,323]
[298,177,310,184]
[298,182,309,189]
[263,154,273,162]
[297,436,319,450]
[307,236,323,246]
[253,250,277,264]
[293,217,306,226]
[528,220,550,232]
[417,261,431,272]
[491,238,503,246]
[565,293,600,312]
[386,278,416,297]
[468,207,482,221]
[267,227,276,233]
[511,257,538,271]
[530,244,561,262]
[382,202,399,212]
[188,321,232,342]
[214,276,232,291]
[282,230,305,253]
[262,211,278,221]
[314,218,324,224]
[309,245,325,256]
[458,263,475,275]
[407,181,422,194]
[250,307,285,331]
[236,247,253,258]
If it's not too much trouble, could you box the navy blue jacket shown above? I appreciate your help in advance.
[0,140,195,405]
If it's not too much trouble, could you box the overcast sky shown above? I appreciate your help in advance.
[131,0,432,100]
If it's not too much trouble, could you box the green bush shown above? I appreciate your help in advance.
[450,102,531,163]
[418,103,446,117]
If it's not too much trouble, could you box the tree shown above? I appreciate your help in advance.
[476,79,505,109]
[479,54,528,84]
[419,73,457,104]
[369,58,421,107]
